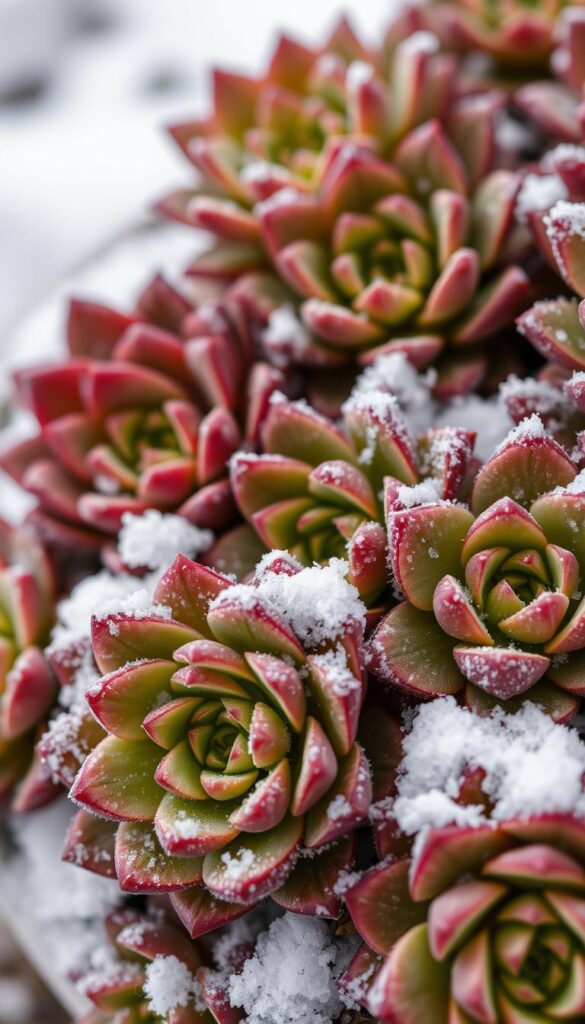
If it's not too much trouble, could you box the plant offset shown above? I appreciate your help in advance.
[2,3,585,1024]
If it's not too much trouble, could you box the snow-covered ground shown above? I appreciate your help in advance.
[0,0,392,340]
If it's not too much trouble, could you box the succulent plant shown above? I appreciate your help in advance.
[369,417,585,720]
[157,6,534,390]
[159,11,456,224]
[256,128,531,383]
[231,391,476,608]
[516,9,585,143]
[68,552,371,920]
[0,274,286,576]
[345,812,585,1023]
[0,518,60,812]
[431,0,584,72]
[75,907,211,1024]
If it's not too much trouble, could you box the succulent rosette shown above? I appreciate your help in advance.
[0,518,59,811]
[159,12,457,230]
[0,274,286,573]
[231,391,476,608]
[369,416,585,719]
[345,813,585,1023]
[253,128,530,390]
[432,0,583,71]
[68,552,371,918]
[75,907,211,1024]
[157,5,534,390]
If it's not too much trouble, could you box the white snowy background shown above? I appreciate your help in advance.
[0,0,393,340]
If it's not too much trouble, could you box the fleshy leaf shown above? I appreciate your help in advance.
[389,504,474,610]
[346,859,428,956]
[115,821,204,893]
[202,814,303,901]
[368,924,450,1024]
[70,737,163,822]
[155,793,240,856]
[368,603,464,697]
[273,834,355,919]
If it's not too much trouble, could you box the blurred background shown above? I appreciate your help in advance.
[0,1,391,1020]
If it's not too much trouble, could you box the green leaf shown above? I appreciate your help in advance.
[346,860,428,955]
[88,659,176,740]
[115,821,204,893]
[390,504,474,610]
[369,603,464,697]
[70,736,163,821]
[369,924,450,1024]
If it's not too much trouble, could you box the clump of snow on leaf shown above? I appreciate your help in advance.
[495,412,548,451]
[212,553,366,647]
[51,571,143,648]
[390,698,585,836]
[228,914,357,1024]
[118,510,213,570]
[144,955,203,1016]
[347,352,436,436]
[93,587,171,624]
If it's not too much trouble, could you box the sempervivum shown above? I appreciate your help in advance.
[347,814,585,1023]
[343,700,585,1024]
[0,275,286,576]
[369,414,585,720]
[252,128,530,392]
[159,12,456,239]
[68,552,371,920]
[0,517,59,812]
[231,391,476,609]
[431,0,584,73]
[75,907,210,1024]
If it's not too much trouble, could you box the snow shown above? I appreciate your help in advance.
[516,173,568,221]
[248,552,366,645]
[220,848,257,881]
[495,412,548,451]
[434,394,513,462]
[52,570,146,644]
[343,389,416,468]
[542,144,585,171]
[262,305,313,367]
[499,373,572,422]
[396,30,439,56]
[77,946,143,999]
[387,698,585,838]
[347,352,436,437]
[93,587,172,625]
[394,479,444,509]
[118,509,213,570]
[144,955,202,1016]
[545,200,585,252]
[554,467,585,495]
[228,914,357,1024]
[347,355,513,462]
[345,59,375,93]
[2,799,120,981]
[47,570,149,710]
[39,706,94,786]
[310,647,361,697]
